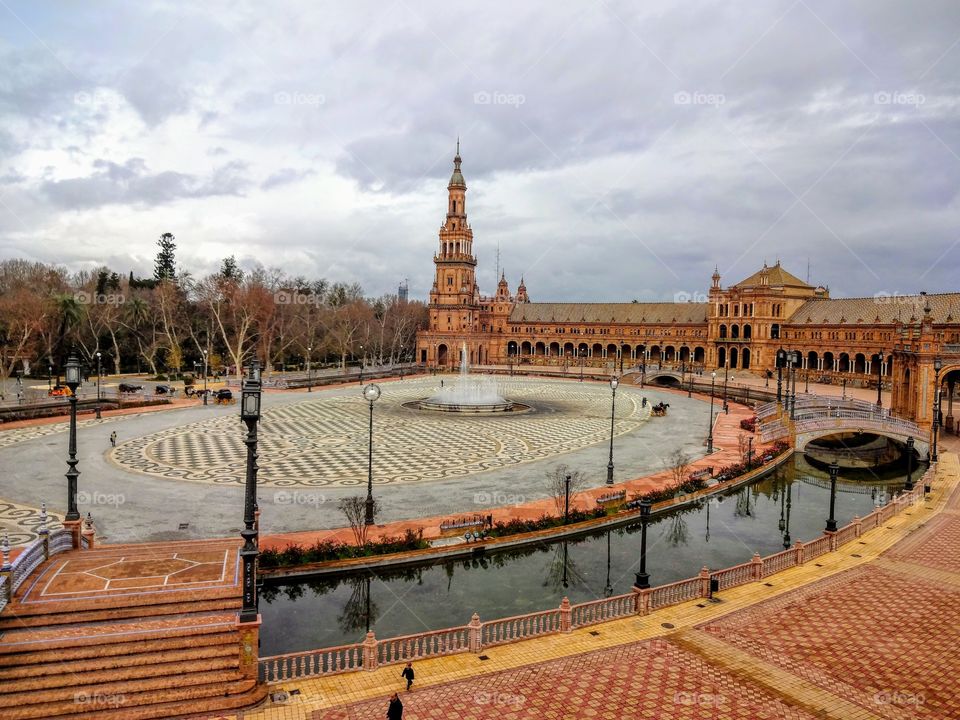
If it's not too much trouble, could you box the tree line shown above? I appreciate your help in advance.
[0,234,427,381]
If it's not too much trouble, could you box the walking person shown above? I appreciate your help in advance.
[401,662,415,691]
[109,431,117,447]
[387,692,403,719]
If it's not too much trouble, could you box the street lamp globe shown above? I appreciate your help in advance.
[609,376,619,391]
[64,353,81,390]
[363,383,382,403]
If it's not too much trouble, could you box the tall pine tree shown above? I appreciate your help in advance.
[154,233,177,281]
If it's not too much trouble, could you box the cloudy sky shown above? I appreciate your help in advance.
[1,0,958,302]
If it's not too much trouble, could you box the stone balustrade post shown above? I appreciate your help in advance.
[794,540,805,565]
[853,516,862,538]
[827,531,837,553]
[235,613,261,680]
[699,566,711,598]
[81,514,96,551]
[634,587,650,616]
[751,552,763,581]
[38,502,50,561]
[362,631,378,671]
[560,596,572,633]
[468,613,482,653]
[1,535,10,602]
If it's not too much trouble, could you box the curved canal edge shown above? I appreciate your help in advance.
[260,449,795,581]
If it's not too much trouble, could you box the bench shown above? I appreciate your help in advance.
[595,490,626,506]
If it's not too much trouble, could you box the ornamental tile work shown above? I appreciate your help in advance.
[0,498,63,546]
[308,638,817,720]
[108,379,649,487]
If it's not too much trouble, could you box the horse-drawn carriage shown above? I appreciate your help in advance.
[651,401,670,417]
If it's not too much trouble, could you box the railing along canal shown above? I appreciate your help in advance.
[259,468,934,682]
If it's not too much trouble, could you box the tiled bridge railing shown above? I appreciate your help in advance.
[259,470,933,683]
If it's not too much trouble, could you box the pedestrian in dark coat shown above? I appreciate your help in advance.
[387,692,403,719]
[401,662,415,690]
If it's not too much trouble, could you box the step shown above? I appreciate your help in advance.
[0,630,238,668]
[0,646,240,688]
[0,634,238,687]
[0,676,263,720]
[0,597,240,629]
[0,613,237,655]
[0,667,249,706]
[7,584,240,617]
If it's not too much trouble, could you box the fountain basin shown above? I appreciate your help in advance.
[415,398,517,413]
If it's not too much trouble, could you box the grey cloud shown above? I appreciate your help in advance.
[40,158,250,209]
[261,167,315,190]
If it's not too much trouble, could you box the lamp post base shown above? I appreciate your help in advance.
[634,572,649,590]
[606,463,614,485]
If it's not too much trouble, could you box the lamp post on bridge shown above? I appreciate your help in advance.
[876,351,884,407]
[932,356,942,463]
[776,349,785,405]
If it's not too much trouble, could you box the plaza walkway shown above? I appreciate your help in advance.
[230,452,960,719]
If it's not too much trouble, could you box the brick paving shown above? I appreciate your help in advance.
[242,455,960,720]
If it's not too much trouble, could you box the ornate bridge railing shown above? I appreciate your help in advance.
[258,469,933,682]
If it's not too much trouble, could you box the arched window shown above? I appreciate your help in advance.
[719,324,727,339]
[731,325,740,339]
[743,324,752,339]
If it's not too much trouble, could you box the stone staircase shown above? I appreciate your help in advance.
[0,542,266,719]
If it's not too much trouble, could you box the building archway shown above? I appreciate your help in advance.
[507,341,518,357]
[592,342,603,358]
[717,346,726,368]
[730,347,739,368]
[549,342,560,357]
[534,341,546,356]
[824,351,835,371]
[839,353,851,373]
[521,341,532,356]
[694,346,705,364]
[742,347,751,369]
[854,353,866,374]
[437,344,449,366]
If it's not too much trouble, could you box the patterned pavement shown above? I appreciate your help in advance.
[0,498,63,546]
[108,379,651,487]
[244,455,960,720]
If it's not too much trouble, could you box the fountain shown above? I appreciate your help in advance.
[418,343,515,413]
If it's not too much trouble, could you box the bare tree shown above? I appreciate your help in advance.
[545,464,587,517]
[339,496,380,546]
[663,448,691,489]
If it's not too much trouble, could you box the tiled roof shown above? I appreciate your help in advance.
[510,302,709,324]
[788,293,960,324]
[734,263,811,289]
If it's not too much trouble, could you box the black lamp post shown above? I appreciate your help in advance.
[635,501,651,589]
[63,353,82,522]
[95,351,102,419]
[564,473,571,524]
[239,359,262,624]
[904,436,914,491]
[776,349,784,404]
[790,351,800,419]
[876,351,884,407]
[640,355,646,388]
[306,346,312,393]
[746,436,753,469]
[825,461,839,533]
[707,371,716,453]
[202,349,209,405]
[48,362,53,392]
[932,356,942,462]
[606,376,619,484]
[363,383,381,525]
[722,363,729,414]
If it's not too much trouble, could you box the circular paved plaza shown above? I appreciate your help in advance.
[108,378,651,487]
[0,376,710,544]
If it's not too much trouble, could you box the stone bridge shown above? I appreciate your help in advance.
[757,396,930,458]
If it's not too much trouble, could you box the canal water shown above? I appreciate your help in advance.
[259,454,920,655]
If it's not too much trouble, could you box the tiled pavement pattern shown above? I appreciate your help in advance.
[237,455,959,720]
[309,638,818,719]
[0,412,131,449]
[109,380,649,487]
[0,498,62,546]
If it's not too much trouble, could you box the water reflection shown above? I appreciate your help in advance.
[260,454,922,656]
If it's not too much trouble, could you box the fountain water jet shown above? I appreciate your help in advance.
[419,343,514,413]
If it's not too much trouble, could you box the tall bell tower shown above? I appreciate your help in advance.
[428,141,480,335]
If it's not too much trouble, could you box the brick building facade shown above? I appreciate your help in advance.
[416,150,960,430]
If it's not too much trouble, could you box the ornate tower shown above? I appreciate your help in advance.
[424,143,482,362]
